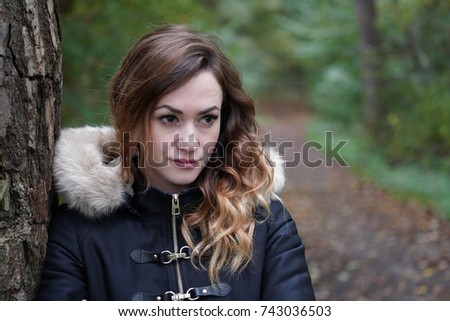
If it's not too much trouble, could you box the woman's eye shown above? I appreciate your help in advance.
[160,115,178,125]
[199,115,219,126]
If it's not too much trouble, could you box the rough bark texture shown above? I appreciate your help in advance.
[354,0,382,135]
[0,0,61,300]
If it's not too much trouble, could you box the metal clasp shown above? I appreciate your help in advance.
[160,246,192,264]
[165,291,192,301]
[186,287,199,301]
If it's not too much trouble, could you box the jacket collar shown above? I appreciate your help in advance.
[130,173,203,219]
[53,126,286,220]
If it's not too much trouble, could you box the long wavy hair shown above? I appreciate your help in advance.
[109,25,274,283]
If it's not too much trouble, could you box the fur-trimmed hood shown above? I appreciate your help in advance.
[53,126,286,219]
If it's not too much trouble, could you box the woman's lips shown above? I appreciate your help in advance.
[172,159,199,168]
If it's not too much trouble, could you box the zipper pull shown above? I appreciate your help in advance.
[172,193,180,216]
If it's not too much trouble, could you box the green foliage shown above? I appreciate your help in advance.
[386,78,450,169]
[311,65,362,123]
[296,0,450,173]
[275,1,362,122]
[376,0,450,170]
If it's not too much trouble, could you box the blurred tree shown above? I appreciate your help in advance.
[354,0,384,137]
[0,0,61,299]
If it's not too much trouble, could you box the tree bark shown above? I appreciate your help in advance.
[0,0,61,300]
[354,0,383,136]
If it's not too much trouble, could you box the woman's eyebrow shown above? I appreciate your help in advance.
[155,105,220,114]
[199,106,220,115]
[155,104,183,114]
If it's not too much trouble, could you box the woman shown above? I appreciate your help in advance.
[36,25,315,301]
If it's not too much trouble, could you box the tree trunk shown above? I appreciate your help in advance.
[354,0,383,136]
[0,0,61,300]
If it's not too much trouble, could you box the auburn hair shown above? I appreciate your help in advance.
[109,25,274,283]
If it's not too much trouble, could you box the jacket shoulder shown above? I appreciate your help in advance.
[255,199,296,228]
[255,200,316,300]
[48,204,98,243]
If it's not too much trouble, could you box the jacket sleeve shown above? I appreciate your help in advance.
[260,200,315,300]
[35,205,88,300]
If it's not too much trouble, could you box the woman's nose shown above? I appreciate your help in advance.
[174,125,200,151]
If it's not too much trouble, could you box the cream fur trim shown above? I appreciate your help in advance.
[53,126,132,219]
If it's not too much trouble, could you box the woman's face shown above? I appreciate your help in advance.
[146,70,223,193]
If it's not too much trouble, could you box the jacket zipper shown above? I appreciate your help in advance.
[171,193,184,295]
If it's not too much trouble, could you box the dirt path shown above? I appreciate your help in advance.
[260,104,450,300]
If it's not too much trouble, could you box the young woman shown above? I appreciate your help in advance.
[36,25,315,301]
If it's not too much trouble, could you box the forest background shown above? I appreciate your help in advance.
[59,0,450,219]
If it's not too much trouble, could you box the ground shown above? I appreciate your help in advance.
[260,103,450,300]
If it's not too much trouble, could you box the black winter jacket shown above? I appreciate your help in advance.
[36,127,315,301]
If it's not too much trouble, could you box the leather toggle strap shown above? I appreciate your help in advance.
[131,283,232,301]
[189,283,232,298]
[130,246,192,264]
